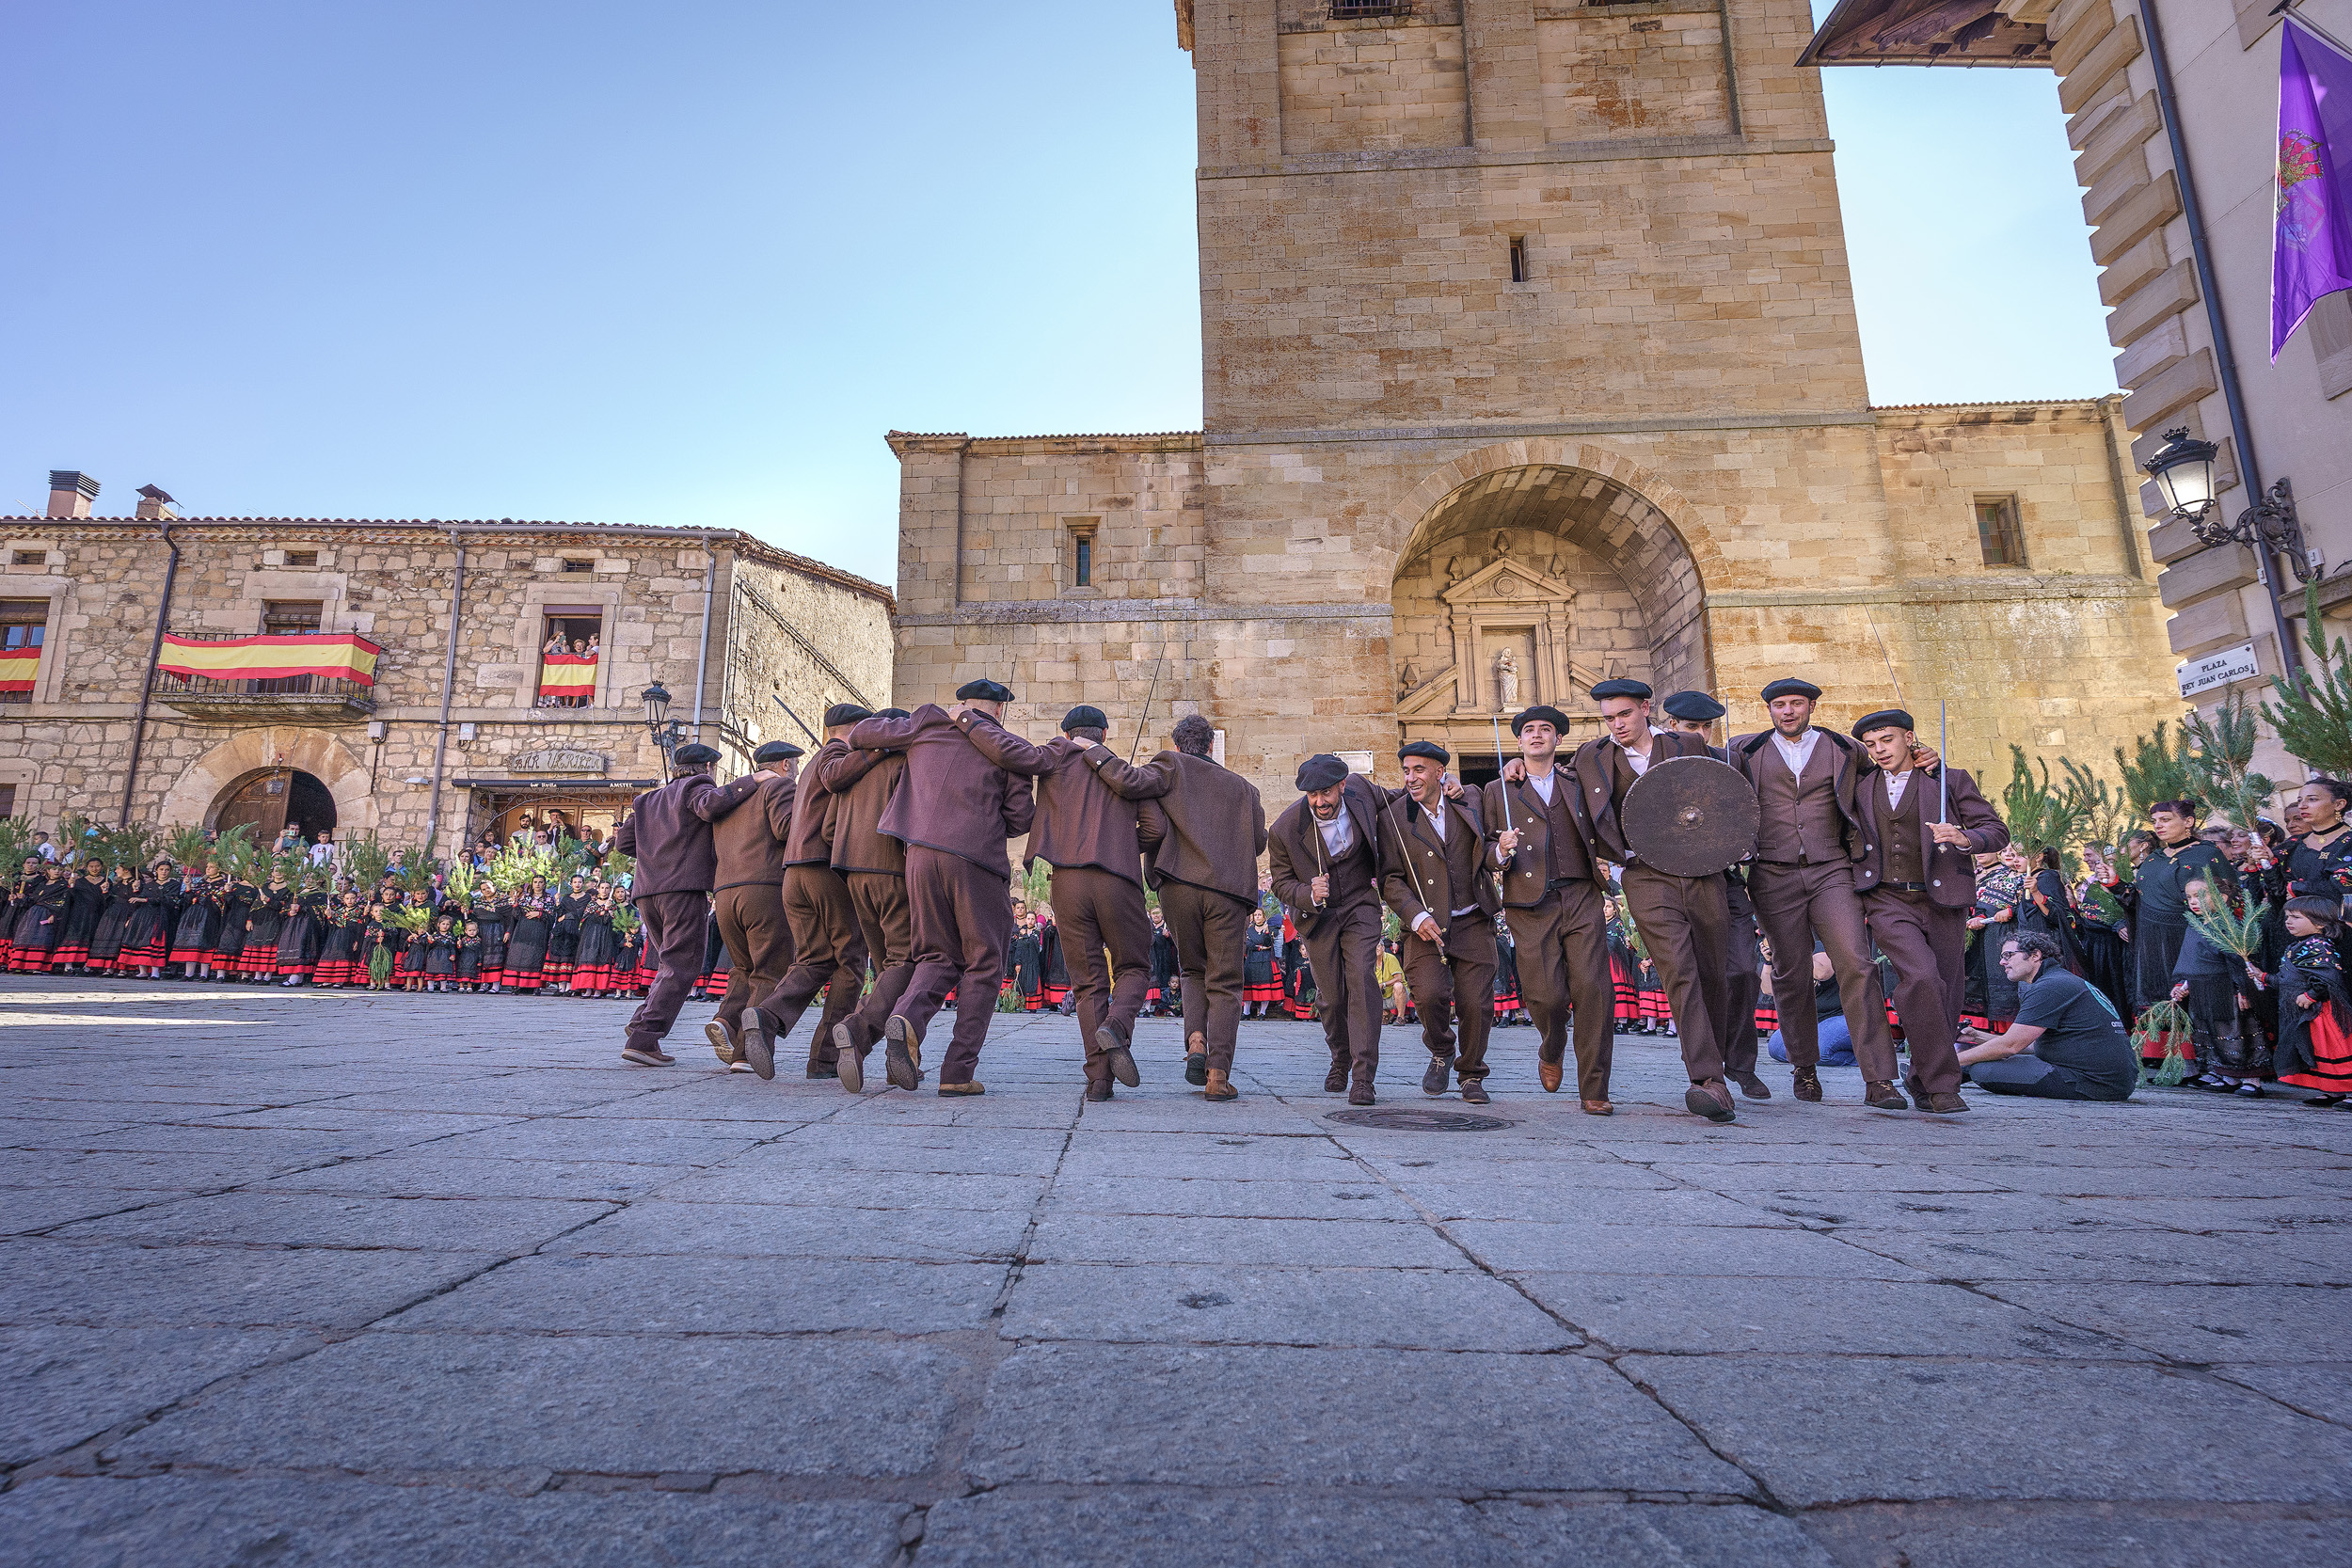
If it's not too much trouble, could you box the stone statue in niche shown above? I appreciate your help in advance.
[1492,648,1519,709]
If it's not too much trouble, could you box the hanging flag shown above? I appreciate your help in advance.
[2274,18,2352,358]
[539,650,597,700]
[158,632,381,687]
[0,645,39,695]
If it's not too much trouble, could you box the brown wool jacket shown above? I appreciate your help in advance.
[1378,789,1502,930]
[1565,728,1719,867]
[1481,768,1598,908]
[957,721,1172,888]
[1851,764,2009,910]
[782,738,851,868]
[847,705,1036,880]
[818,745,904,878]
[1267,772,1391,941]
[1134,751,1266,905]
[711,772,797,892]
[614,770,763,897]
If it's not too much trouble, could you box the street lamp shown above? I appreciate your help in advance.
[641,681,685,764]
[2144,427,2321,583]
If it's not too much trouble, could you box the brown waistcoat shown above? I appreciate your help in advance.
[1753,738,1845,864]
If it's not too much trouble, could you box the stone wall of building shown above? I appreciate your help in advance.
[0,517,890,847]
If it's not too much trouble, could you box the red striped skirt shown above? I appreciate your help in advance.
[1244,980,1285,1004]
[2282,1006,2352,1094]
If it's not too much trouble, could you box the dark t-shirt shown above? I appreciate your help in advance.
[2014,968,2136,1100]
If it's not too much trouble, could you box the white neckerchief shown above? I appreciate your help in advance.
[1773,726,1820,778]
[1886,769,1913,810]
[1316,807,1354,859]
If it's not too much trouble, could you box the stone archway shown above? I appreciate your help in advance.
[1390,450,1714,761]
[155,727,377,838]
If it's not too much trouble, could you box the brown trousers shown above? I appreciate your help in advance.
[1863,886,1968,1097]
[1158,880,1250,1071]
[1302,893,1385,1085]
[713,882,793,1035]
[1048,865,1153,1085]
[1621,863,1731,1085]
[1720,897,1763,1080]
[1401,912,1497,1081]
[626,890,711,1050]
[752,865,869,1064]
[1751,859,1896,1081]
[899,846,1013,1085]
[1503,879,1614,1101]
[840,871,915,1053]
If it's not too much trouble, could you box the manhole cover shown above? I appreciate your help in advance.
[1325,1107,1516,1132]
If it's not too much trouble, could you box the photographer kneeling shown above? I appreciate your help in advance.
[1956,932,2136,1101]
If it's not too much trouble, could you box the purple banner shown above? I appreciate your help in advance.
[2275,18,2352,358]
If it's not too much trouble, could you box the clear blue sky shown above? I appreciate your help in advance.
[1,1,2114,589]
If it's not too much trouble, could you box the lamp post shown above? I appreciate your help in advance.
[642,681,686,765]
[2143,429,2320,584]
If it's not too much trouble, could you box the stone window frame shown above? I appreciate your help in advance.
[510,580,626,714]
[1973,494,2028,569]
[0,757,33,817]
[0,575,72,705]
[1061,517,1103,599]
[227,568,360,636]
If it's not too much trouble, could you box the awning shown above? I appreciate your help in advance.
[453,779,660,791]
[159,632,382,686]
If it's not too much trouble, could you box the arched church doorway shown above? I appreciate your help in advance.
[1391,462,1709,768]
[210,767,339,847]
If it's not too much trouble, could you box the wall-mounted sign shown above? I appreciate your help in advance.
[511,748,609,775]
[2178,641,2260,699]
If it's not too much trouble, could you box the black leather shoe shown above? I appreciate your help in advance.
[1096,1024,1140,1088]
[1185,1032,1210,1087]
[1422,1054,1454,1097]
[1325,1062,1350,1094]
[1459,1079,1490,1105]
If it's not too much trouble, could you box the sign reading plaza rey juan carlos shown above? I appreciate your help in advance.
[2178,641,2261,699]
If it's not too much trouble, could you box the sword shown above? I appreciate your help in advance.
[1938,700,1948,825]
[1488,711,1514,838]
[1128,649,1166,763]
[771,696,819,744]
[1386,788,1436,935]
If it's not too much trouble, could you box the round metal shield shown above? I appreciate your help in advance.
[1620,754,1758,876]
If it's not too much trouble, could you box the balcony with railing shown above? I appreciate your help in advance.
[151,630,379,721]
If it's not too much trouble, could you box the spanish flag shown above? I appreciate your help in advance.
[158,633,381,687]
[539,651,597,700]
[0,646,37,696]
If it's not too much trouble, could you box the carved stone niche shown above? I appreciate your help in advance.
[1436,558,1574,714]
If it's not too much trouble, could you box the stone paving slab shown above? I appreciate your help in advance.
[4,980,2347,1562]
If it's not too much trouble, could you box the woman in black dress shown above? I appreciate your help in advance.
[119,863,177,978]
[473,892,510,993]
[572,893,619,998]
[547,876,589,993]
[87,868,133,975]
[168,871,224,979]
[214,876,253,980]
[274,879,325,986]
[1242,909,1279,1019]
[8,863,71,973]
[505,883,552,994]
[2287,779,2352,905]
[55,861,106,973]
[2117,800,2230,1012]
[242,874,288,981]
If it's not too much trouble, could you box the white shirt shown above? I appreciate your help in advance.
[1772,726,1821,778]
[1316,809,1355,860]
[1885,769,1913,811]
[1522,768,1558,805]
[308,842,335,867]
[1421,800,1447,842]
[1615,728,1668,777]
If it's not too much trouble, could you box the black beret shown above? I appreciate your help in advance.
[1760,678,1822,702]
[1851,708,1916,739]
[1061,705,1108,733]
[1295,753,1351,792]
[956,679,1015,703]
[1591,678,1652,703]
[673,743,722,766]
[1510,705,1571,736]
[823,703,874,728]
[1661,690,1726,722]
[753,740,804,764]
[876,706,910,719]
[1398,740,1450,764]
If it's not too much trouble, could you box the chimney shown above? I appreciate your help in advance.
[135,484,178,521]
[46,471,99,519]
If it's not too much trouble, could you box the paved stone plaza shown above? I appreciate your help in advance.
[0,977,2347,1566]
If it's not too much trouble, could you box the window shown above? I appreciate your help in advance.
[560,558,595,574]
[10,551,42,566]
[283,549,318,567]
[1974,496,2026,568]
[0,784,14,818]
[257,600,325,693]
[1508,235,1530,284]
[1074,535,1093,588]
[538,607,603,708]
[0,599,46,705]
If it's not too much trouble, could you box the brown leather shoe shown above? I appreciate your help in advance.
[938,1080,985,1097]
[1085,1081,1114,1101]
[1538,1056,1564,1094]
[1581,1098,1613,1116]
[1730,1069,1771,1100]
[1920,1091,1969,1114]
[1865,1079,1912,1111]
[706,1020,739,1065]
[1348,1081,1375,1106]
[1683,1079,1738,1123]
[1790,1065,1822,1102]
[1186,1032,1210,1087]
[1204,1069,1238,1101]
[1325,1061,1350,1094]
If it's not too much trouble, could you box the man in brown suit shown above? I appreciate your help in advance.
[1268,754,1391,1105]
[1727,677,1901,1110]
[745,705,875,1086]
[1136,713,1266,1099]
[1378,741,1503,1104]
[612,743,768,1067]
[1662,690,1772,1101]
[959,703,1171,1100]
[1567,679,1740,1122]
[822,707,916,1080]
[847,679,1036,1096]
[1486,704,1615,1113]
[707,738,802,1069]
[1850,708,2010,1114]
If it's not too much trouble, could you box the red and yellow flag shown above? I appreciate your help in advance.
[0,647,38,695]
[539,651,597,699]
[158,633,381,687]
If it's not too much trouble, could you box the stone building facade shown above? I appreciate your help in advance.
[1801,0,2352,784]
[887,0,2184,801]
[0,475,892,849]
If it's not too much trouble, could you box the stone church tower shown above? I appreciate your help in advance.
[888,0,2182,798]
